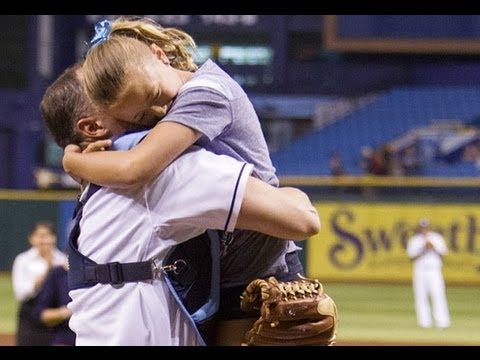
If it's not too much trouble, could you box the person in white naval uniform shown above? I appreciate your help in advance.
[407,218,450,329]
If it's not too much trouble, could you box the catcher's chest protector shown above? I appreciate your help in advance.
[66,131,222,345]
[67,184,155,290]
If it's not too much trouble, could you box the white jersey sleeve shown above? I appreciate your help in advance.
[12,253,36,302]
[145,146,253,243]
[431,232,448,255]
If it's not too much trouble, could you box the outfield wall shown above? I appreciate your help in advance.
[0,190,77,271]
[0,184,479,285]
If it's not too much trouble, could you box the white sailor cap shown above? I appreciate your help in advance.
[419,218,430,227]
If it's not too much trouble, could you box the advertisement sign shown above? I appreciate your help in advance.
[308,202,480,284]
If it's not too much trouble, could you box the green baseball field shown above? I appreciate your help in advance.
[1,273,479,346]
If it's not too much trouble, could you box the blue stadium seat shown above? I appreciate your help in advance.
[271,86,480,177]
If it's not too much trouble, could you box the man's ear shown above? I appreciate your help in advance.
[149,43,169,64]
[77,116,110,139]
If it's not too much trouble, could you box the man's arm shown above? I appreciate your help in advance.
[236,177,320,240]
[147,147,320,242]
[407,236,423,259]
[407,236,433,261]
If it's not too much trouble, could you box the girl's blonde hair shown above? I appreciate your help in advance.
[83,16,197,107]
[111,16,197,72]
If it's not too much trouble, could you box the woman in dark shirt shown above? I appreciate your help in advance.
[33,264,76,346]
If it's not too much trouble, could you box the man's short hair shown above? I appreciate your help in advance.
[39,62,93,148]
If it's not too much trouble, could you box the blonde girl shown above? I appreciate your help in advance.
[64,16,305,320]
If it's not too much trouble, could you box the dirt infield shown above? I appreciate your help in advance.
[0,334,14,346]
[0,333,449,346]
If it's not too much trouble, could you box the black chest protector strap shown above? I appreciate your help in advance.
[67,184,154,290]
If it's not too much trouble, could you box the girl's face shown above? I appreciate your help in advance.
[107,55,185,127]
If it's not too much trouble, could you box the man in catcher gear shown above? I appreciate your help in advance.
[42,63,319,345]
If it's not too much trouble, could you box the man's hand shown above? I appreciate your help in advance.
[64,144,82,156]
[79,139,112,153]
[425,239,434,250]
[63,144,84,186]
[63,140,112,188]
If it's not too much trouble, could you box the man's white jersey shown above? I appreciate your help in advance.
[68,146,253,346]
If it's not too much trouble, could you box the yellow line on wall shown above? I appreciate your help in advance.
[0,190,79,201]
[279,175,480,188]
[1,175,479,201]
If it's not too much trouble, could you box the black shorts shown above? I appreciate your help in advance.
[217,251,305,320]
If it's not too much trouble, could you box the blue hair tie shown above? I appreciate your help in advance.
[89,19,112,51]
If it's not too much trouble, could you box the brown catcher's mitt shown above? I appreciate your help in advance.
[240,274,338,346]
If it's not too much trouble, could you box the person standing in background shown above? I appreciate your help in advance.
[33,260,75,346]
[11,221,67,345]
[329,151,345,176]
[406,218,451,329]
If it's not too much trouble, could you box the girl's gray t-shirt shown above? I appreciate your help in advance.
[163,59,278,187]
[162,59,299,287]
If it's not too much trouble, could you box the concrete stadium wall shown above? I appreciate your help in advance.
[0,191,76,271]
